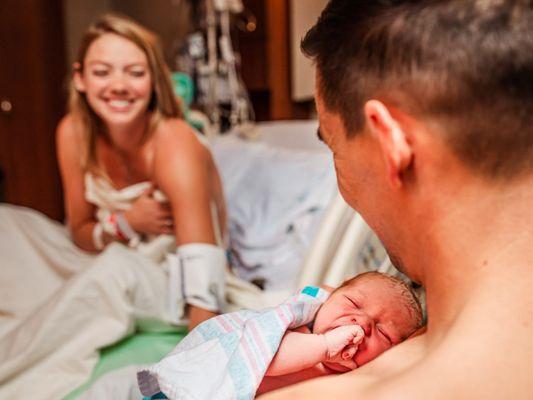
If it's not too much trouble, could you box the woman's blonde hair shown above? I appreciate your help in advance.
[69,13,182,174]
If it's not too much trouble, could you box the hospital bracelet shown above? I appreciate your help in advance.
[92,221,105,250]
[98,212,141,249]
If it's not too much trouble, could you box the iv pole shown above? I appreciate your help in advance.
[195,0,254,133]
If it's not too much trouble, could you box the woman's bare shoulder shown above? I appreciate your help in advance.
[153,118,207,158]
[56,113,83,144]
[155,118,200,143]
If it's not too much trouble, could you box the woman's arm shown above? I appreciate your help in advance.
[153,120,217,245]
[208,153,227,243]
[56,115,101,251]
[153,120,221,328]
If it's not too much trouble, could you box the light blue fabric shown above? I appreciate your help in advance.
[138,287,330,400]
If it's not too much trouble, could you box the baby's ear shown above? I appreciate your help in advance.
[364,100,414,189]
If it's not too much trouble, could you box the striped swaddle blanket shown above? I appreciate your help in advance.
[137,286,330,400]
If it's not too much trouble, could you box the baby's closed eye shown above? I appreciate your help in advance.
[377,326,392,345]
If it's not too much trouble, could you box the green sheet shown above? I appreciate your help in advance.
[64,329,186,399]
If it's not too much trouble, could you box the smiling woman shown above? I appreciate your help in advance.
[74,34,154,129]
[56,13,228,329]
[0,13,234,398]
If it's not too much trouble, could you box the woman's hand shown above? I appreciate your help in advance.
[124,187,174,235]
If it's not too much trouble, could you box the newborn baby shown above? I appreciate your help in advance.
[259,272,423,393]
[138,272,423,400]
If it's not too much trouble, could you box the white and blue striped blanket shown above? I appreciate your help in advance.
[137,286,330,400]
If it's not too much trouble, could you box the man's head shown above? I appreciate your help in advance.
[313,272,423,369]
[302,0,533,280]
[303,0,533,180]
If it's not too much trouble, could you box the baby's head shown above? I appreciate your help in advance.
[313,272,423,371]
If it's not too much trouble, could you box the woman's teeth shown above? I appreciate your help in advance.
[108,100,131,108]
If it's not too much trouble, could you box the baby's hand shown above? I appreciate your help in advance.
[323,325,364,360]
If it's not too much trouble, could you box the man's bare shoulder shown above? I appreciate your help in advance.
[261,299,533,400]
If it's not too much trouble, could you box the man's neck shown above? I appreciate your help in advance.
[410,174,533,342]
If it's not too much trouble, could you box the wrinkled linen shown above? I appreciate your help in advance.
[0,202,284,400]
[211,135,336,290]
[0,204,178,400]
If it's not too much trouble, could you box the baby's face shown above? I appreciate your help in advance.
[313,277,417,371]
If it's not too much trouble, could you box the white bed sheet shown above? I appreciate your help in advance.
[211,123,337,290]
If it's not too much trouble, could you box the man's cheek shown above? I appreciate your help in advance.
[334,166,359,208]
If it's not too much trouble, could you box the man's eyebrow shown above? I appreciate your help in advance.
[316,127,324,142]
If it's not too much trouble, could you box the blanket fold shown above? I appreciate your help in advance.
[137,286,330,400]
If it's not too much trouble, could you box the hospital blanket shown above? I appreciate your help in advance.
[137,286,330,400]
[0,205,285,400]
[211,135,336,291]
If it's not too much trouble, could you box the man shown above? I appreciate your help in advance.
[261,0,533,398]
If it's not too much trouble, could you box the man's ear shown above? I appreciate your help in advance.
[364,100,414,189]
[72,62,86,93]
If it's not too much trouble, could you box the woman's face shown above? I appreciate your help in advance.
[313,277,417,371]
[75,33,153,129]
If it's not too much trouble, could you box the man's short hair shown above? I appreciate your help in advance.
[302,0,533,180]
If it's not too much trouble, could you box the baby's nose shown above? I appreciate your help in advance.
[355,314,372,336]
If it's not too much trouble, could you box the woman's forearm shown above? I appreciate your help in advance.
[71,220,101,252]
[71,220,115,253]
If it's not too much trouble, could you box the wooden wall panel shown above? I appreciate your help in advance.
[265,0,292,120]
[0,0,66,221]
